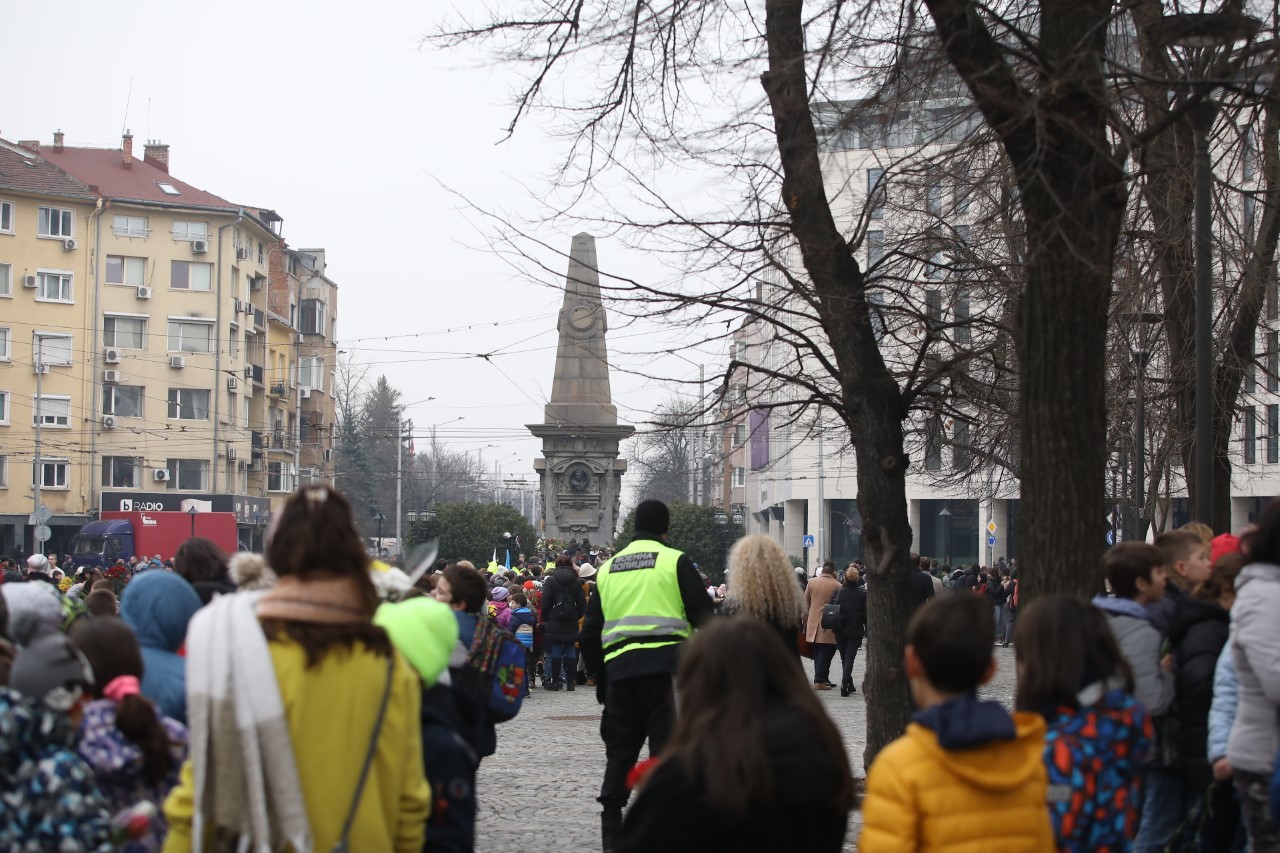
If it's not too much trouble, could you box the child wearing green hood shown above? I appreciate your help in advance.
[376,597,478,853]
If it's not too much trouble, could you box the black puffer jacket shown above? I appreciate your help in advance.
[833,583,867,644]
[1168,595,1230,789]
[540,565,586,644]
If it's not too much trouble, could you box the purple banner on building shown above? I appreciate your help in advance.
[749,408,770,470]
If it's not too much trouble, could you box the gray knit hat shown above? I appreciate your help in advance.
[10,633,94,712]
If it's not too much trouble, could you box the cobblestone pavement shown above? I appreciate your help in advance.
[476,644,1020,852]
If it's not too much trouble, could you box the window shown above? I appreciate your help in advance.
[298,356,325,392]
[168,320,213,353]
[171,221,209,242]
[1270,332,1279,393]
[171,261,212,291]
[954,166,972,214]
[168,458,208,491]
[102,456,140,488]
[104,315,146,349]
[1268,277,1278,322]
[34,334,72,365]
[733,466,746,488]
[1245,129,1259,181]
[37,271,72,302]
[268,462,296,493]
[229,324,240,359]
[167,388,210,420]
[1246,406,1257,464]
[0,327,8,360]
[954,289,972,343]
[0,456,7,488]
[106,255,146,287]
[1244,195,1257,237]
[0,200,13,234]
[952,420,972,469]
[0,262,10,297]
[34,459,69,489]
[1269,404,1279,464]
[113,214,148,238]
[926,172,942,216]
[925,289,943,330]
[925,416,943,471]
[867,229,884,268]
[102,385,144,418]
[34,395,71,427]
[0,390,8,424]
[38,206,74,238]
[867,168,885,219]
[733,424,747,446]
[299,299,326,336]
[157,182,181,196]
[869,290,887,341]
[925,227,945,280]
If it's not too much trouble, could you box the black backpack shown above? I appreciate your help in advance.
[549,581,577,622]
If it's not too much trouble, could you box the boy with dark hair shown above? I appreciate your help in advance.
[432,563,498,760]
[859,595,1052,851]
[1095,542,1179,853]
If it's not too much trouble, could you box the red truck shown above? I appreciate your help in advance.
[70,511,239,569]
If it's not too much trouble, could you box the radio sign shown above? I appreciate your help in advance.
[120,499,168,512]
[140,514,159,527]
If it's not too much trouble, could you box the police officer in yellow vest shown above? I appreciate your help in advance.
[580,499,714,852]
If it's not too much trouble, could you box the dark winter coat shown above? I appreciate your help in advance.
[619,705,849,852]
[1168,595,1231,790]
[539,566,585,645]
[910,569,935,610]
[833,584,867,645]
[985,579,1009,608]
[419,683,478,852]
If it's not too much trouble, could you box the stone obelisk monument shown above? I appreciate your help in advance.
[529,234,634,543]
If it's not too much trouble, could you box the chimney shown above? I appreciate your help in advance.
[122,131,133,168]
[52,129,64,151]
[17,140,39,153]
[143,140,170,174]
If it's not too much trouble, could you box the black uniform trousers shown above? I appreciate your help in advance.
[597,672,676,809]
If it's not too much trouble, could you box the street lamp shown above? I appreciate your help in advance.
[373,510,386,554]
[1149,10,1261,526]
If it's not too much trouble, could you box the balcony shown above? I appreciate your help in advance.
[251,431,265,449]
[270,383,287,397]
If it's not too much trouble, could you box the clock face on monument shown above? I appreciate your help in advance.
[568,304,597,333]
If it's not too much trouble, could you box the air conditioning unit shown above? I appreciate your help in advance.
[237,247,251,261]
[237,459,248,472]
[136,286,152,300]
[153,468,171,482]
[249,276,263,291]
[243,365,253,379]
[169,356,186,369]
[227,376,238,391]
[102,369,121,384]
[101,415,117,430]
[295,333,304,344]
[104,347,122,364]
[300,388,311,400]
[191,239,208,254]
[323,448,334,463]
[242,302,254,315]
[62,238,77,251]
[226,446,237,461]
[22,274,37,288]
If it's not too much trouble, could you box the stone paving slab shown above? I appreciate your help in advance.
[476,645,1020,852]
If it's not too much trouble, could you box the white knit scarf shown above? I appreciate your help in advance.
[185,590,312,853]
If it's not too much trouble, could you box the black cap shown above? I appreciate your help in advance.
[635,500,670,535]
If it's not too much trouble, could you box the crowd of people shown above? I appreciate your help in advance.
[0,487,1277,852]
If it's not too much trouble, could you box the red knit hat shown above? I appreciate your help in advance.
[1210,533,1240,568]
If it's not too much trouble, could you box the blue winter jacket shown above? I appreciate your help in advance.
[1207,641,1240,764]
[119,572,202,724]
[508,606,537,649]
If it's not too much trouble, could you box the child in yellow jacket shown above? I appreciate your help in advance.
[859,594,1053,852]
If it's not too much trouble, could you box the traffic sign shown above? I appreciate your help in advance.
[802,535,815,548]
[31,504,51,526]
[986,520,997,535]
[986,535,997,547]
[1106,529,1115,546]
[34,524,52,542]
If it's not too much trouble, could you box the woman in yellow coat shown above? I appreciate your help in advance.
[163,486,430,852]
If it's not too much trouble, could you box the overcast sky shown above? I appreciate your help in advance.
[2,0,725,503]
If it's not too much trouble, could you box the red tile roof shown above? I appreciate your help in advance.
[0,140,96,200]
[39,145,237,211]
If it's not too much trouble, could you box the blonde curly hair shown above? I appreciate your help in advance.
[724,534,805,629]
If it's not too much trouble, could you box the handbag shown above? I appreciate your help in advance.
[331,654,395,853]
[820,588,844,631]
[796,630,813,659]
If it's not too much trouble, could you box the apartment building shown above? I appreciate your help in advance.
[0,131,337,556]
[725,94,1280,567]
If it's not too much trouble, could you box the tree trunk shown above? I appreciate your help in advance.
[762,0,917,766]
[924,0,1126,599]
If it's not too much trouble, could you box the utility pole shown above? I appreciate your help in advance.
[697,364,705,505]
[816,428,825,567]
[395,415,403,556]
[33,337,44,554]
